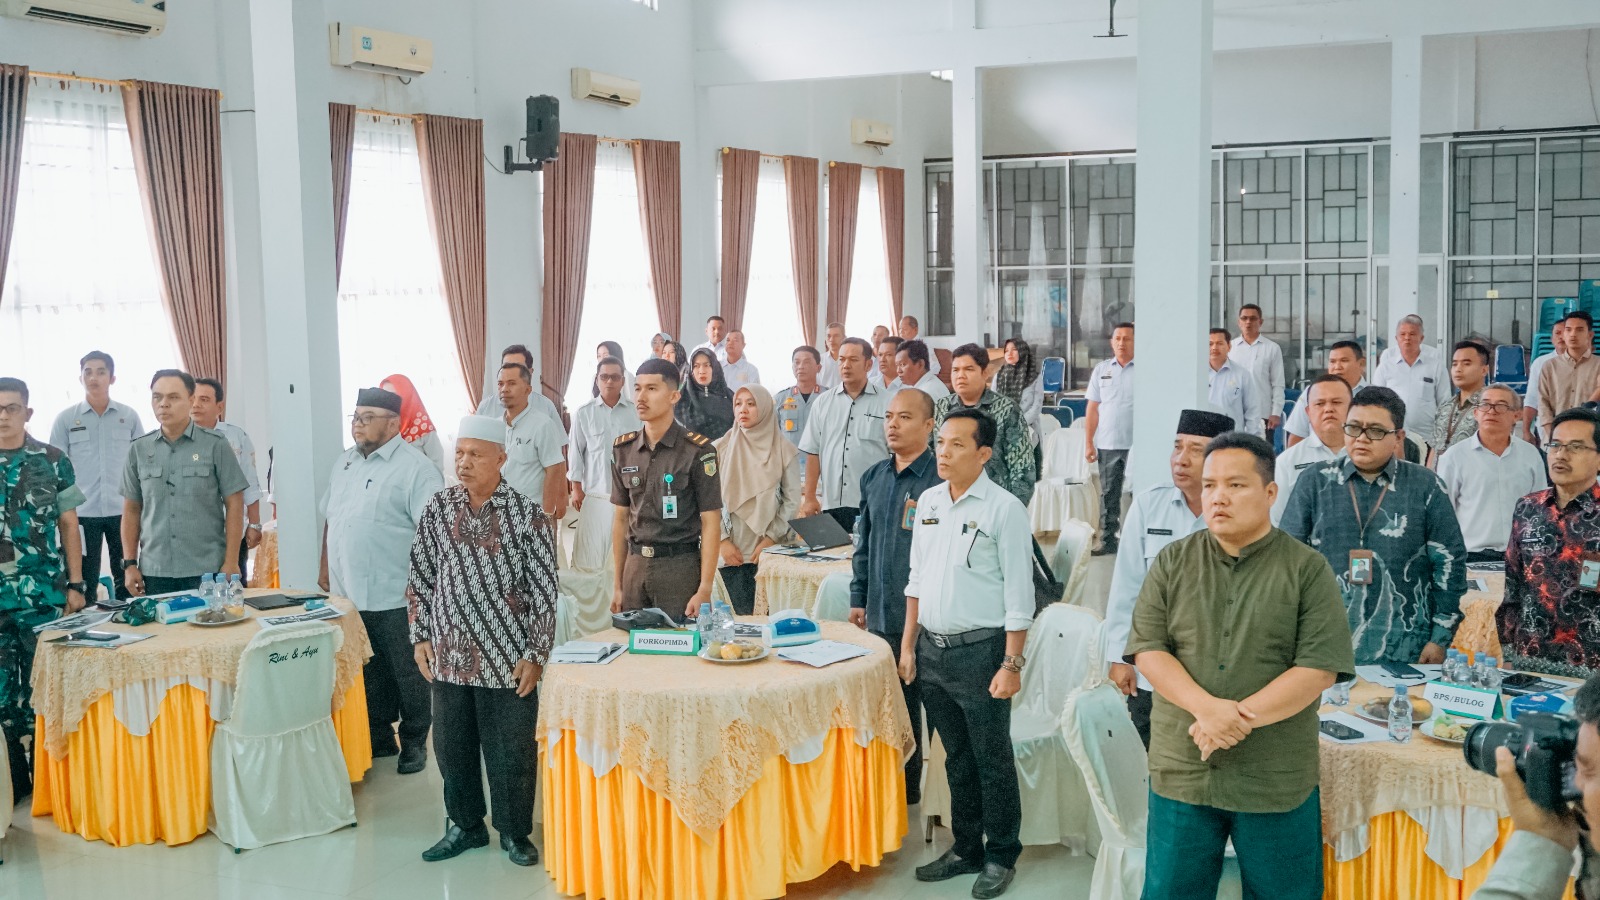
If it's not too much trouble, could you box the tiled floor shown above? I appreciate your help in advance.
[2,554,1116,900]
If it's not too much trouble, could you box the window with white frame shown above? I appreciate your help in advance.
[0,78,181,429]
[716,155,803,390]
[563,139,660,414]
[336,114,470,449]
[845,168,895,342]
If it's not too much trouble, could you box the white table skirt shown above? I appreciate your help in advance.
[1328,805,1502,879]
[110,675,235,736]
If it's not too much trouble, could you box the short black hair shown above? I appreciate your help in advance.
[878,335,903,352]
[1329,340,1365,360]
[840,337,874,359]
[0,376,28,405]
[900,314,919,329]
[941,407,996,450]
[951,342,988,371]
[194,377,225,402]
[1574,673,1600,728]
[1238,303,1263,317]
[1204,432,1275,485]
[1351,385,1407,432]
[1452,340,1491,366]
[501,344,534,368]
[498,362,532,384]
[79,351,115,375]
[1564,310,1595,331]
[1306,373,1353,399]
[150,369,195,395]
[898,339,931,369]
[1551,407,1600,448]
[1209,327,1232,341]
[596,355,625,374]
[707,315,725,324]
[792,345,821,365]
[636,358,682,387]
[1113,322,1134,334]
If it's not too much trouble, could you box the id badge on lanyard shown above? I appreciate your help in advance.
[662,473,678,520]
[1347,480,1388,585]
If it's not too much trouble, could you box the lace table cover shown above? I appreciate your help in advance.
[536,620,915,839]
[1453,572,1505,660]
[32,592,372,758]
[752,551,853,617]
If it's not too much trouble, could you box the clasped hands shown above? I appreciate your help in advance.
[1188,696,1259,760]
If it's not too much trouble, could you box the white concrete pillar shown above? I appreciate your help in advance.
[1130,0,1214,492]
[1387,32,1423,335]
[950,64,985,343]
[236,0,345,585]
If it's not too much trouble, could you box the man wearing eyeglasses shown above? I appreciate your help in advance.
[1501,408,1600,677]
[320,387,444,774]
[568,357,640,571]
[1229,304,1285,436]
[1436,385,1546,565]
[1281,386,1467,665]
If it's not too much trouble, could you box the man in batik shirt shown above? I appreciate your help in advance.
[932,343,1037,506]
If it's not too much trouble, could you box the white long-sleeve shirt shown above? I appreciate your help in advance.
[1230,335,1286,422]
[905,471,1034,635]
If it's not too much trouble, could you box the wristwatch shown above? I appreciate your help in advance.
[246,524,262,532]
[121,558,139,570]
[1002,654,1026,672]
[66,581,90,595]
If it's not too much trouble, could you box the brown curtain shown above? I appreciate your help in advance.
[414,114,488,408]
[541,133,598,408]
[718,148,760,330]
[632,139,682,340]
[783,156,820,345]
[876,166,906,324]
[328,102,356,283]
[122,80,227,380]
[0,65,27,302]
[824,161,862,330]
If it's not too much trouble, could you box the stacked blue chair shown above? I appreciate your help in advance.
[1041,356,1066,408]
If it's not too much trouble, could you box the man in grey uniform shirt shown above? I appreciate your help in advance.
[50,350,143,600]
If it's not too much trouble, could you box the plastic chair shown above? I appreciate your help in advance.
[1540,297,1577,332]
[209,621,356,851]
[1493,344,1527,384]
[1041,356,1067,407]
[1062,684,1242,900]
[1039,414,1062,442]
[810,572,852,622]
[0,727,10,864]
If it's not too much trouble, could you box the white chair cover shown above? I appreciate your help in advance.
[1040,415,1062,441]
[811,573,852,622]
[1030,480,1102,537]
[558,564,614,639]
[0,726,11,860]
[210,621,355,850]
[1042,424,1090,483]
[1051,519,1095,605]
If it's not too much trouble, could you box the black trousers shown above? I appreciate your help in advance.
[237,538,250,584]
[360,608,432,752]
[620,553,701,613]
[1127,688,1153,749]
[1097,450,1129,543]
[720,563,758,615]
[918,631,1022,869]
[873,629,922,800]
[142,575,201,595]
[80,516,127,601]
[432,680,538,839]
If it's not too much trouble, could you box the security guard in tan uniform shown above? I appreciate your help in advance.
[610,358,723,617]
[775,345,825,481]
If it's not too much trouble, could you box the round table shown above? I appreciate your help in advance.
[29,592,373,846]
[1318,677,1575,899]
[537,620,915,900]
[752,550,853,617]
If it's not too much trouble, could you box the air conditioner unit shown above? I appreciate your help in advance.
[571,68,640,108]
[329,23,433,77]
[1,0,165,36]
[851,118,894,148]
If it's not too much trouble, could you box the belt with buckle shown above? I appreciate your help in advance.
[629,540,700,559]
[920,627,1005,649]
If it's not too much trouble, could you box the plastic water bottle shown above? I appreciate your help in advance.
[1388,685,1413,744]
[709,602,735,649]
[1480,656,1504,693]
[199,573,217,612]
[1443,649,1461,684]
[1321,680,1351,707]
[698,603,715,649]
[228,574,244,612]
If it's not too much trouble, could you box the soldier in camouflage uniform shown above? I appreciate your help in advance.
[0,377,89,799]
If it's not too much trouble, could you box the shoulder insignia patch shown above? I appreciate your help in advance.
[614,431,638,447]
[686,431,710,446]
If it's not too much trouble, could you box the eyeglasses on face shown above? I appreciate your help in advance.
[1545,441,1598,456]
[1477,401,1516,414]
[349,413,398,426]
[1342,422,1398,442]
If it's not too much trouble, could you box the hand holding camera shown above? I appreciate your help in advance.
[1496,745,1580,851]
[1465,712,1583,851]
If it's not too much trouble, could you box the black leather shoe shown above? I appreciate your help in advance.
[421,823,489,862]
[971,862,1015,898]
[397,745,427,775]
[501,834,539,867]
[370,737,399,759]
[916,849,984,882]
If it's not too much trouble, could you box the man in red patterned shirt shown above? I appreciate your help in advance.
[1502,408,1600,677]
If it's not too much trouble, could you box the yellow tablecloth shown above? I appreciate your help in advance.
[1323,812,1574,900]
[752,550,853,616]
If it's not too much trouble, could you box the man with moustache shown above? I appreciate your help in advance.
[1436,384,1545,565]
[568,356,641,571]
[1284,340,1368,448]
[1271,375,1351,525]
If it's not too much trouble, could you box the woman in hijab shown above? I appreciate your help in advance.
[676,347,735,440]
[993,338,1044,440]
[595,341,634,398]
[379,374,445,472]
[714,385,799,613]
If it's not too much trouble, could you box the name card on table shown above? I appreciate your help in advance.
[627,629,701,656]
[1423,680,1504,721]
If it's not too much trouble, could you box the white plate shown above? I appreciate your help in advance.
[1420,719,1468,744]
[188,612,252,628]
[698,645,769,664]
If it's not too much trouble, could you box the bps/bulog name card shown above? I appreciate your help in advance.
[1423,680,1504,721]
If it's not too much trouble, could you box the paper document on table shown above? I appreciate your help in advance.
[804,547,851,561]
[33,610,114,634]
[1467,577,1488,592]
[259,606,343,628]
[549,641,625,665]
[45,630,154,650]
[1319,712,1390,744]
[777,640,871,668]
[1355,664,1442,688]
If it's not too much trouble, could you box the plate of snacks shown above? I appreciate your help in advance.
[1355,694,1432,725]
[190,607,251,627]
[1420,714,1468,744]
[700,640,768,663]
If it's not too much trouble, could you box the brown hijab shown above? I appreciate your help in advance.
[713,385,798,531]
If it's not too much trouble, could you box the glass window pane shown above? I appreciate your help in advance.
[927,269,955,336]
[996,266,1071,369]
[1221,264,1304,385]
[1450,258,1533,348]
[994,161,1068,268]
[1069,267,1134,388]
[1306,261,1371,372]
[1223,149,1302,262]
[924,165,952,270]
[1452,141,1537,257]
[1071,157,1136,266]
[1306,147,1368,259]
[1539,137,1600,257]
[1420,142,1445,254]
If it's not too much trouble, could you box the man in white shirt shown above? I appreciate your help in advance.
[899,407,1031,898]
[720,330,760,391]
[1206,329,1265,437]
[1436,383,1547,564]
[50,350,143,601]
[694,315,729,364]
[497,363,568,522]
[1523,317,1565,443]
[898,315,942,377]
[476,344,566,432]
[1104,409,1234,746]
[1271,375,1350,525]
[817,322,847,388]
[1085,322,1135,554]
[1373,314,1449,441]
[896,340,950,402]
[798,337,889,526]
[1284,341,1368,448]
[318,387,444,774]
[568,356,641,572]
[1230,303,1286,435]
[192,378,263,576]
[872,335,902,390]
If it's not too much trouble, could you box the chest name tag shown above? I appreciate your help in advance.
[921,517,940,526]
[662,495,679,519]
[784,419,796,431]
[1348,549,1375,585]
[1580,554,1600,591]
[901,497,917,531]
[621,466,639,474]
[1146,528,1173,536]
[1295,462,1316,471]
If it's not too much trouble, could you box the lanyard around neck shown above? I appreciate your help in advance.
[1347,477,1391,547]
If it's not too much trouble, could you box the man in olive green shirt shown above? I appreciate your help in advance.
[1126,432,1355,900]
